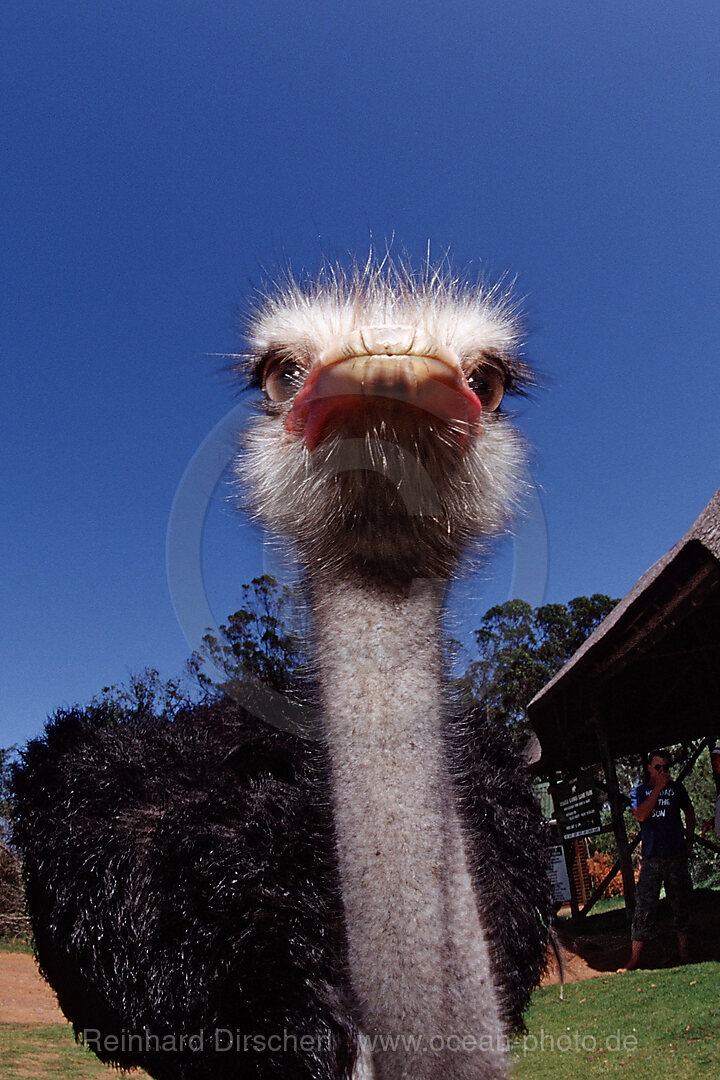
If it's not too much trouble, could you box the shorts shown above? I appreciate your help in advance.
[631,853,692,941]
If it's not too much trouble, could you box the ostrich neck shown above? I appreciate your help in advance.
[311,576,505,1080]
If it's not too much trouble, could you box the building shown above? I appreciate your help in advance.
[528,487,720,909]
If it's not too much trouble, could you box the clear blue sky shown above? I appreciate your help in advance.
[3,1,720,747]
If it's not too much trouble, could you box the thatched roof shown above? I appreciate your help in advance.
[528,488,720,773]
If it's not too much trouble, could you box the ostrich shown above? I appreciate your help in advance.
[12,257,552,1080]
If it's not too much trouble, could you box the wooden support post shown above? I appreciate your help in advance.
[594,712,636,918]
[564,841,581,920]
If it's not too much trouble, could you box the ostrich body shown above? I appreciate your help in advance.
[12,259,551,1080]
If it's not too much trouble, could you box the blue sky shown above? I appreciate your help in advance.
[3,1,720,747]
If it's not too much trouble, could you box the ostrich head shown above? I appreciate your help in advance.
[237,258,534,582]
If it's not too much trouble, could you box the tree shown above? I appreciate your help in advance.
[460,594,619,742]
[93,667,199,720]
[0,747,30,941]
[0,747,15,843]
[193,575,309,697]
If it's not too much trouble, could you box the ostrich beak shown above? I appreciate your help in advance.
[285,327,483,450]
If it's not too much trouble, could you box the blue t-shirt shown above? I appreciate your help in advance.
[630,780,691,857]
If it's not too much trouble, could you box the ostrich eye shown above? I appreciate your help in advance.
[262,355,304,402]
[467,365,505,412]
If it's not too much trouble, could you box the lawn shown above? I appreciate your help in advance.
[0,1024,149,1080]
[511,961,719,1078]
[1,963,717,1079]
[0,936,33,954]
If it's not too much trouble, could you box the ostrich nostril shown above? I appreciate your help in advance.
[341,325,420,358]
[362,325,417,355]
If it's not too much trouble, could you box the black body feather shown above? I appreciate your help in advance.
[12,697,551,1078]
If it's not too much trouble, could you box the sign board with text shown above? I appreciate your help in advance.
[555,772,602,842]
[548,844,572,903]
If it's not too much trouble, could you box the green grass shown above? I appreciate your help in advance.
[0,1024,147,1080]
[582,895,626,916]
[0,936,33,954]
[511,962,719,1078]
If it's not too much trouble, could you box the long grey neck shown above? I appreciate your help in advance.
[310,576,505,1080]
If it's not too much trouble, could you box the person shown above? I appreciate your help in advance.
[621,749,695,971]
[700,741,720,839]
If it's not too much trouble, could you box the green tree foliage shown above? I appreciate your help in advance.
[0,748,15,842]
[676,745,720,889]
[93,667,200,720]
[0,747,30,940]
[191,583,617,738]
[194,575,309,696]
[460,594,619,741]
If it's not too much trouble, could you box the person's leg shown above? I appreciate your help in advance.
[623,938,644,971]
[621,857,662,971]
[665,853,693,962]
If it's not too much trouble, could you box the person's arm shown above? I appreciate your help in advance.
[632,774,668,822]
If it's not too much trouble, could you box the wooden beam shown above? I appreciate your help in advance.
[675,738,709,782]
[593,711,636,918]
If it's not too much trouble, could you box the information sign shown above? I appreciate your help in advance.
[555,772,602,841]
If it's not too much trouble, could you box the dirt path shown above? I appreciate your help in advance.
[0,952,64,1025]
[0,943,597,1028]
[541,940,599,985]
